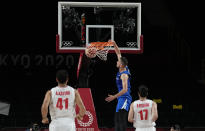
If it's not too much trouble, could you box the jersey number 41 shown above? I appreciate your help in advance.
[56,98,69,110]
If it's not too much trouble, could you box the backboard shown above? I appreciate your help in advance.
[56,2,143,54]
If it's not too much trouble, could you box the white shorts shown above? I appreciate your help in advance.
[135,127,156,131]
[49,117,76,131]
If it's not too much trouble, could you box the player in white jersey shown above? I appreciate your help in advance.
[41,70,86,131]
[128,85,158,131]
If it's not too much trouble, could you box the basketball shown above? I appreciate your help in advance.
[85,46,97,58]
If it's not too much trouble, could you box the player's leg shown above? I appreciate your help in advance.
[115,99,123,131]
[118,109,128,131]
[114,112,121,131]
[115,98,129,131]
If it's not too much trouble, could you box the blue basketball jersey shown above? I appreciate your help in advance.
[116,66,132,101]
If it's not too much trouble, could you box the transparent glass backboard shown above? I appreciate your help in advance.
[57,2,143,53]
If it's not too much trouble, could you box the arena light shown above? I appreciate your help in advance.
[153,98,162,103]
[173,104,183,110]
[0,101,10,116]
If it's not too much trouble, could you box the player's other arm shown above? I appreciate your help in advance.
[128,102,134,123]
[105,74,128,102]
[151,102,158,122]
[41,90,51,124]
[115,74,128,98]
[75,90,86,120]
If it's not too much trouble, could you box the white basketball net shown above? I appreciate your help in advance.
[86,43,113,61]
[96,46,111,61]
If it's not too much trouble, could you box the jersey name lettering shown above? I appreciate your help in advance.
[137,103,149,108]
[56,91,70,96]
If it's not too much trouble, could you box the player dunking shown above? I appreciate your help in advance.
[41,69,86,131]
[105,40,132,131]
[128,85,158,131]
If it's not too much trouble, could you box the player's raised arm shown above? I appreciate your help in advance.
[109,40,121,61]
[151,102,158,122]
[41,90,51,124]
[75,90,86,120]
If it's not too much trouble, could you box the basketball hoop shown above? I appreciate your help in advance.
[85,42,113,61]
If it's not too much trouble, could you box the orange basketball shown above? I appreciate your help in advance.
[85,46,97,58]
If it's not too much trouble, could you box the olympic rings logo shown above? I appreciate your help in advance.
[77,111,94,127]
[126,42,137,47]
[61,41,74,47]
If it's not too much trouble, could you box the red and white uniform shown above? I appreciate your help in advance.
[133,99,156,131]
[49,86,76,131]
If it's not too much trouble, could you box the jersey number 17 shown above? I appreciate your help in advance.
[138,109,148,120]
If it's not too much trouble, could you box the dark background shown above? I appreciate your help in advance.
[0,0,205,129]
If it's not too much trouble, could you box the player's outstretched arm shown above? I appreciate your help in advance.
[105,74,128,102]
[151,102,158,122]
[128,103,134,123]
[41,90,51,124]
[75,90,86,120]
[109,40,121,61]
